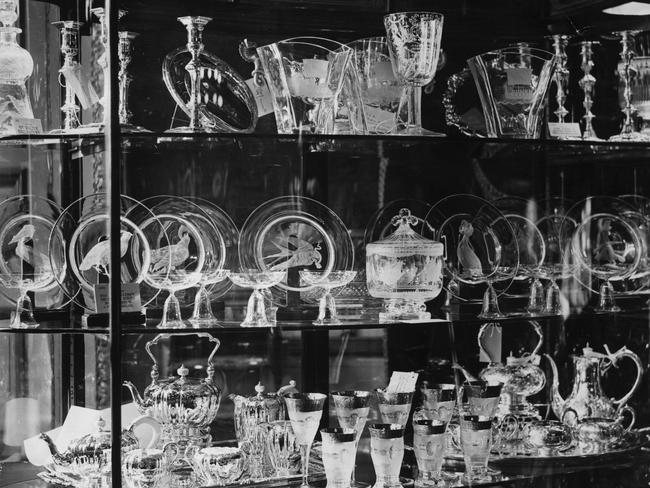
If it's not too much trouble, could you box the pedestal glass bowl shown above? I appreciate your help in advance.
[299,270,357,325]
[229,270,286,327]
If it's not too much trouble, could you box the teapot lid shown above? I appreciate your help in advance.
[366,208,443,257]
[506,353,528,366]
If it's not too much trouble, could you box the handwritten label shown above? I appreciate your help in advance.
[12,117,43,135]
[245,78,273,117]
[505,67,533,102]
[302,59,329,79]
[94,283,142,314]
[479,324,502,363]
[385,371,419,393]
[506,67,532,85]
[548,122,582,139]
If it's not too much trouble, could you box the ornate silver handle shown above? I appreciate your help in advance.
[609,346,644,410]
[145,332,221,383]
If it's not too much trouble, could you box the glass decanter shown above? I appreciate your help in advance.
[366,208,444,322]
[0,0,34,136]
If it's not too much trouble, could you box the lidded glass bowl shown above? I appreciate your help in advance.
[366,208,444,321]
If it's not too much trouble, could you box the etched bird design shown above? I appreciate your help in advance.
[457,219,483,276]
[80,231,133,276]
[9,224,49,270]
[150,229,191,274]
[266,235,323,271]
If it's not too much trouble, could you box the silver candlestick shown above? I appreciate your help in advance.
[610,30,650,142]
[118,31,149,132]
[578,41,602,141]
[50,21,83,133]
[551,35,570,123]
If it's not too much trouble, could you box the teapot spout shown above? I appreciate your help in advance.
[39,433,70,466]
[452,363,478,382]
[544,354,566,420]
[123,381,146,413]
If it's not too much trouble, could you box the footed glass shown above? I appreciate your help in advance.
[375,389,414,427]
[383,12,444,136]
[229,270,286,327]
[419,383,457,423]
[459,415,496,482]
[300,270,357,325]
[320,428,357,488]
[412,420,447,487]
[284,393,327,488]
[369,424,404,488]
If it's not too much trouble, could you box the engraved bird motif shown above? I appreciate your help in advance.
[9,224,48,270]
[80,231,133,276]
[265,236,323,271]
[457,220,483,275]
[150,228,191,274]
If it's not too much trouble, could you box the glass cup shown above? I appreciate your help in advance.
[412,420,447,487]
[420,383,457,423]
[462,381,503,417]
[383,11,444,136]
[375,389,414,427]
[264,420,301,477]
[331,390,372,487]
[284,393,327,488]
[347,37,403,134]
[369,423,405,488]
[320,427,357,488]
[459,415,494,482]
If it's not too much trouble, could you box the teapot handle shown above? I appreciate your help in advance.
[443,67,482,137]
[527,320,544,358]
[609,346,644,410]
[128,415,161,449]
[617,405,636,431]
[145,333,221,382]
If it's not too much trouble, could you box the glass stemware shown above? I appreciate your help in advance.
[461,381,503,418]
[412,419,447,487]
[418,382,457,423]
[375,389,414,428]
[300,270,357,325]
[320,428,357,488]
[610,31,650,142]
[383,11,444,136]
[331,390,372,488]
[229,270,286,327]
[50,21,82,133]
[459,415,495,482]
[118,31,150,133]
[283,393,327,488]
[369,423,404,488]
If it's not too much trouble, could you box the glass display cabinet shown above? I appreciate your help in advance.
[3,1,650,488]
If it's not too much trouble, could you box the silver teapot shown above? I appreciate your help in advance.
[547,344,643,427]
[123,332,222,449]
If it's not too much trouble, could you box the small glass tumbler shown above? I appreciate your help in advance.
[375,389,414,428]
[420,383,457,423]
[369,423,405,488]
[462,381,503,417]
[264,420,301,477]
[321,428,357,488]
[459,415,494,482]
[412,420,447,487]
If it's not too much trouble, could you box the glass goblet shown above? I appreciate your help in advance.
[383,11,444,136]
[419,383,456,423]
[375,389,414,428]
[331,390,372,488]
[300,270,357,325]
[412,419,447,487]
[283,392,327,488]
[191,269,229,327]
[459,415,497,483]
[320,428,357,488]
[264,420,301,477]
[461,381,503,418]
[369,423,404,488]
[229,270,286,327]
